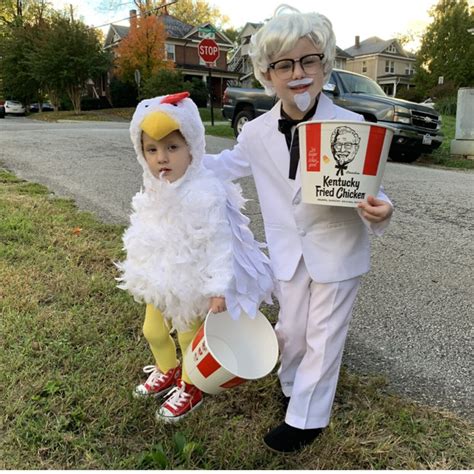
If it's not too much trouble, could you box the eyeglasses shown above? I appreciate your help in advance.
[268,53,325,79]
[333,142,356,151]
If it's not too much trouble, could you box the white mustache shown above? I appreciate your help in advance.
[288,78,314,88]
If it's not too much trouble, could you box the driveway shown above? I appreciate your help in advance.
[1,116,473,420]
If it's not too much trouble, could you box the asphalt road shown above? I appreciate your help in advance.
[1,116,473,420]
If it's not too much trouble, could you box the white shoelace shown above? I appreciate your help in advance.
[164,382,189,409]
[142,365,167,387]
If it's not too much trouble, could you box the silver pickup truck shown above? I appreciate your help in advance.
[222,69,442,163]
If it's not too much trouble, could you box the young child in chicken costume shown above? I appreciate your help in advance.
[117,92,274,423]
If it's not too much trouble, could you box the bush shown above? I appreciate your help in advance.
[435,96,457,116]
[186,78,208,107]
[80,97,102,111]
[429,81,458,100]
[110,78,138,108]
[395,87,425,103]
[141,69,185,99]
[60,95,73,111]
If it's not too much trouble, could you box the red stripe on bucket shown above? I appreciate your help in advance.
[220,376,246,389]
[305,123,321,172]
[192,325,204,351]
[197,353,220,378]
[363,127,386,176]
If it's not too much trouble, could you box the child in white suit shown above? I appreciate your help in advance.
[203,5,393,452]
[117,92,273,423]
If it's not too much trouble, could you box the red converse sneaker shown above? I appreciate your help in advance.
[133,365,181,398]
[156,379,203,423]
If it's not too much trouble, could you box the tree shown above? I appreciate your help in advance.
[0,0,50,26]
[415,0,474,95]
[167,0,229,27]
[0,0,53,101]
[115,11,171,85]
[141,69,185,98]
[223,26,240,45]
[1,23,41,104]
[30,13,111,113]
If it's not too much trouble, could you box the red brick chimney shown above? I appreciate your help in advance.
[355,36,360,48]
[130,9,137,29]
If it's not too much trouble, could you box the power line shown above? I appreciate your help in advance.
[92,0,178,29]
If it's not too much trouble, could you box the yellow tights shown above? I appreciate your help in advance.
[142,304,201,384]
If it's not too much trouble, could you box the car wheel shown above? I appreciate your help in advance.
[233,110,254,137]
[390,150,421,163]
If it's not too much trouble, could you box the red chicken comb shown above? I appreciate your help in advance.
[160,91,190,105]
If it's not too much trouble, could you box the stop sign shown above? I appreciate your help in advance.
[198,38,220,64]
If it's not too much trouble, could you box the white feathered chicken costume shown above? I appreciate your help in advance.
[116,92,274,332]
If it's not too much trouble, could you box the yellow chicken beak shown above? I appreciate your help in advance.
[140,111,179,141]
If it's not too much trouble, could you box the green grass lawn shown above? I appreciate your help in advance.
[29,107,233,138]
[419,115,473,169]
[1,168,472,469]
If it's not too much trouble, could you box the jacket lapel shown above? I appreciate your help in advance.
[261,101,295,191]
[292,93,337,200]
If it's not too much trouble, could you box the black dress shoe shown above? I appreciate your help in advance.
[263,422,323,453]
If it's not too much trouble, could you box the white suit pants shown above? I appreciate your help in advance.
[275,258,361,429]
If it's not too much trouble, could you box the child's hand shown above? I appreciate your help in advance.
[357,195,393,223]
[209,297,226,314]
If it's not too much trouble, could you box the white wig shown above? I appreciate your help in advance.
[249,4,336,95]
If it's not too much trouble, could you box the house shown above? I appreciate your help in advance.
[227,22,262,86]
[344,36,416,97]
[103,10,241,105]
[227,22,353,87]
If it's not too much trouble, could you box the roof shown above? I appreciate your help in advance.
[162,14,193,37]
[105,14,233,47]
[184,22,234,45]
[112,24,129,38]
[106,14,194,43]
[344,36,413,58]
[336,46,352,59]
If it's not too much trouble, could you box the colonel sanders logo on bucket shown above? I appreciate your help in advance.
[330,126,361,176]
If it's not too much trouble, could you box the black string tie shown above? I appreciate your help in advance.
[278,101,318,180]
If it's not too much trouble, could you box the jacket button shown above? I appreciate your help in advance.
[293,197,301,205]
[298,229,306,237]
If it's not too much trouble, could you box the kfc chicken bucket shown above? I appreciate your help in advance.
[297,120,394,207]
[184,310,279,395]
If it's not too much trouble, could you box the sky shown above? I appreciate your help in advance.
[49,0,469,51]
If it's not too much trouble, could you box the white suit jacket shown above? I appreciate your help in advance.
[204,93,392,283]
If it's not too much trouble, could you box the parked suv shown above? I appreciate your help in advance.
[222,69,442,163]
[0,101,5,119]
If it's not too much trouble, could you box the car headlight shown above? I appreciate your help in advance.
[393,105,411,124]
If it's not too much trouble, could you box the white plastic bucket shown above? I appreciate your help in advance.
[297,120,394,207]
[184,310,279,395]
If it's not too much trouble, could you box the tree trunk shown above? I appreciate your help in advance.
[46,88,61,112]
[67,85,82,114]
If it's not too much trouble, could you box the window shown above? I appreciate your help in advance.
[362,61,367,73]
[337,70,386,97]
[386,44,397,54]
[405,63,414,75]
[385,60,394,73]
[165,43,175,61]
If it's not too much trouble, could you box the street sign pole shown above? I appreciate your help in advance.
[208,65,214,126]
[197,38,220,128]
